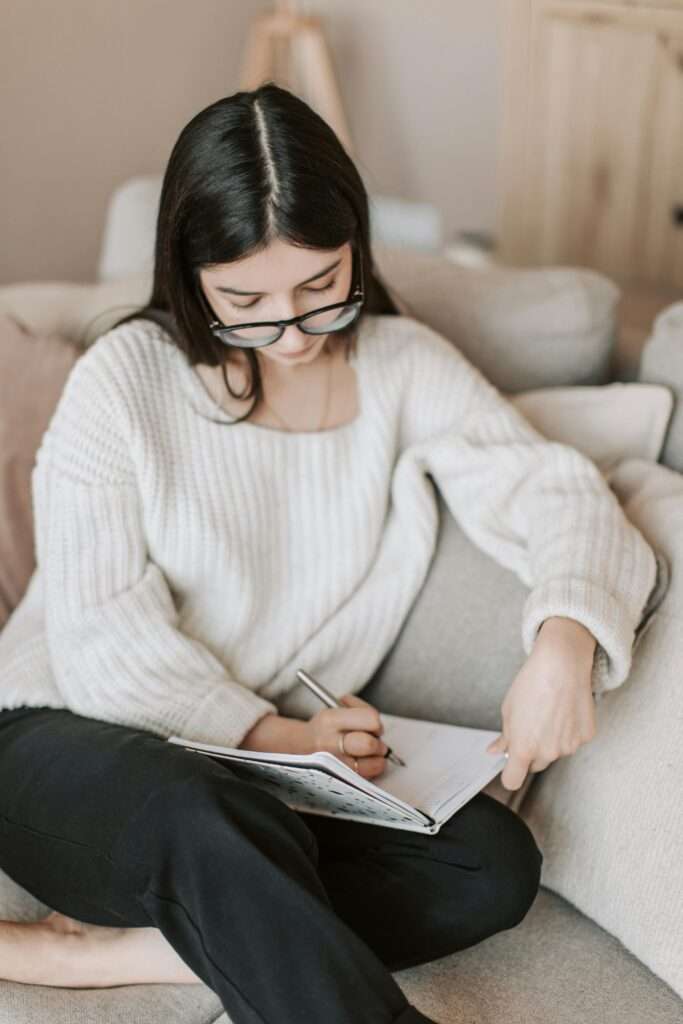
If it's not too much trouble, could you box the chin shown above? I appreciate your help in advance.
[274,337,328,361]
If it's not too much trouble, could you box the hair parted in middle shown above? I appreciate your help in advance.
[106,81,405,426]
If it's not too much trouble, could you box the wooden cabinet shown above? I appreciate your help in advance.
[498,0,683,288]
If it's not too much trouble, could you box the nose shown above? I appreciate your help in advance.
[277,321,310,355]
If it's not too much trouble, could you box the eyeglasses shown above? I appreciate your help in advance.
[195,244,365,349]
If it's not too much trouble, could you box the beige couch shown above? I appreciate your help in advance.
[0,181,681,1023]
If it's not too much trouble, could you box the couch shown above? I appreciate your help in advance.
[0,178,681,1023]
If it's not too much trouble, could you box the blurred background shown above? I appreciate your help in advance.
[2,0,682,364]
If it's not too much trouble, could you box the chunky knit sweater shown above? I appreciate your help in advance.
[0,314,657,748]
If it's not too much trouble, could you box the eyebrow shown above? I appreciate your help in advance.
[213,257,343,296]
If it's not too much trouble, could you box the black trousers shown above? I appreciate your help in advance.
[0,706,543,1024]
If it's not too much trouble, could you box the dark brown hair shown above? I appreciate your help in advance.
[106,82,404,424]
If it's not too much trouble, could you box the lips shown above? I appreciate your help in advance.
[280,346,311,358]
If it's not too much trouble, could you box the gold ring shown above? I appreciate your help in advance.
[339,734,359,773]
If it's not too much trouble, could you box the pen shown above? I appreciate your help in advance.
[296,668,406,767]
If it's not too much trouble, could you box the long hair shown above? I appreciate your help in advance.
[107,82,404,425]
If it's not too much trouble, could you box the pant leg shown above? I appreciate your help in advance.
[297,791,543,972]
[0,707,436,1024]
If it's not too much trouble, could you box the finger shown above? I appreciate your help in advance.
[343,731,388,758]
[500,752,530,791]
[354,756,386,778]
[339,694,384,732]
[356,733,387,757]
[333,704,384,735]
[486,733,506,754]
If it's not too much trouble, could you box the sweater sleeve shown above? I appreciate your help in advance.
[32,340,279,746]
[401,321,658,696]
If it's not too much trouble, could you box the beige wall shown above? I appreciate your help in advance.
[1,0,501,285]
[308,1,502,249]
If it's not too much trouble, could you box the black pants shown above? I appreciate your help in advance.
[0,706,543,1024]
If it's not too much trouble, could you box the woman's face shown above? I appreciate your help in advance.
[198,238,354,371]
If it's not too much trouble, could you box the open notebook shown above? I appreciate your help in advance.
[168,713,508,835]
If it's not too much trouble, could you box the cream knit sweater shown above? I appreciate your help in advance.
[0,314,657,748]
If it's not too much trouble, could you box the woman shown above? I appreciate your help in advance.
[0,84,657,1024]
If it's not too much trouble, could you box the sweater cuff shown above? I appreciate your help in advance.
[521,578,643,697]
[177,684,279,749]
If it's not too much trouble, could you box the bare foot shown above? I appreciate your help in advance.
[0,911,203,988]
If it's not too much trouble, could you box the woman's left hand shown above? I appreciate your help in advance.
[486,617,598,791]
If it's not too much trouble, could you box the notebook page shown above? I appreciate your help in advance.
[371,715,505,816]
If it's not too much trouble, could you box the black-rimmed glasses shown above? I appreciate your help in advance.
[195,245,365,349]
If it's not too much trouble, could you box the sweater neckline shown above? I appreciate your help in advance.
[171,327,368,439]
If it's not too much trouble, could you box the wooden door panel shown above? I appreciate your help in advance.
[499,1,683,287]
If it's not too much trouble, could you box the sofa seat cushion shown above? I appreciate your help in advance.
[215,889,682,1024]
[391,886,683,1024]
[1,881,678,1024]
[0,970,222,1024]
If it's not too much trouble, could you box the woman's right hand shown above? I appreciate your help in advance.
[304,693,389,779]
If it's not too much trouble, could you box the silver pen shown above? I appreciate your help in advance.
[296,668,406,767]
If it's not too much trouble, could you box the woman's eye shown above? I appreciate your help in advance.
[307,279,336,293]
[231,278,336,311]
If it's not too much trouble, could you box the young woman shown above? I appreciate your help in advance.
[0,83,657,1024]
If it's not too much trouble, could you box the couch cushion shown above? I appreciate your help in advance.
[0,315,79,629]
[1,880,678,1024]
[0,273,152,349]
[519,458,683,998]
[392,886,683,1024]
[509,383,674,474]
[373,244,620,392]
[638,300,683,472]
[209,889,683,1024]
[0,968,222,1024]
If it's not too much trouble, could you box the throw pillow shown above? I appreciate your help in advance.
[0,315,79,629]
[509,383,674,475]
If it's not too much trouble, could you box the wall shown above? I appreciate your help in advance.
[307,0,501,251]
[1,0,502,284]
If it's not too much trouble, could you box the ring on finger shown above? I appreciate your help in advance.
[338,732,359,773]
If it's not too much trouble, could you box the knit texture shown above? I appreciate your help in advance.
[0,314,658,747]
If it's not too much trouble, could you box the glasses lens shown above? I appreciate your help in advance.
[213,324,283,348]
[299,302,361,335]
[213,301,361,348]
